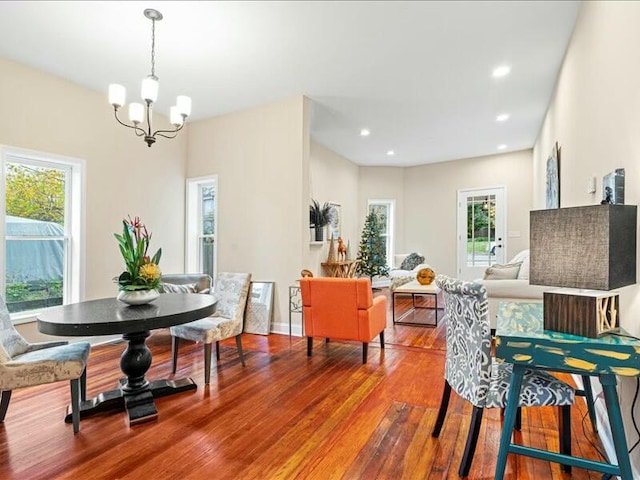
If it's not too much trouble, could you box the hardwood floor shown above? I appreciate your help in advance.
[0,291,605,479]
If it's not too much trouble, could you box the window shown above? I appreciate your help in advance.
[0,147,84,318]
[186,176,217,279]
[367,199,395,267]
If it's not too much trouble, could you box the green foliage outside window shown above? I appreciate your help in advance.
[5,164,65,224]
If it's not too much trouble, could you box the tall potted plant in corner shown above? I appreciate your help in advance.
[309,199,331,242]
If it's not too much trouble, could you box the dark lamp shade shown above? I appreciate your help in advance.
[530,204,637,290]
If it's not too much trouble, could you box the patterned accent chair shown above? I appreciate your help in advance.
[170,272,252,385]
[432,275,575,477]
[300,277,386,364]
[0,297,90,434]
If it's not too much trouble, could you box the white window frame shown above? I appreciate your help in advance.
[186,175,218,278]
[0,146,85,323]
[367,199,395,268]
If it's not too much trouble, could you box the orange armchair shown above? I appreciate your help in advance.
[300,277,387,363]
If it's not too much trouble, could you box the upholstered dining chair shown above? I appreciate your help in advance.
[0,297,90,434]
[432,275,575,477]
[170,272,252,385]
[299,277,386,363]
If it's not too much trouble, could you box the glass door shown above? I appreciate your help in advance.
[457,187,506,280]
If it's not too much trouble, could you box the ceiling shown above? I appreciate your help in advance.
[0,1,580,166]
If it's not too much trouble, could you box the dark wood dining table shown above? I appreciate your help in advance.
[37,293,215,425]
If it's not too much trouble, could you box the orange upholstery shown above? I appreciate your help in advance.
[300,277,386,363]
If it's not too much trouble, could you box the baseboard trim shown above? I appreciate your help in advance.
[270,321,302,337]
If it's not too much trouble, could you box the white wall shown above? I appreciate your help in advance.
[187,96,308,334]
[0,57,187,341]
[533,1,640,472]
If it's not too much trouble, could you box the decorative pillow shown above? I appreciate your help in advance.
[483,262,522,280]
[161,282,198,294]
[400,252,425,271]
[509,250,530,281]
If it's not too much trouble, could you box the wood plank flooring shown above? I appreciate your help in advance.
[0,290,606,479]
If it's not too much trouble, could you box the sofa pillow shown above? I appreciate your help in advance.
[400,252,425,271]
[161,282,198,294]
[509,250,530,281]
[483,262,522,280]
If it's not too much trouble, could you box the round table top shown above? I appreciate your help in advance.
[37,294,216,337]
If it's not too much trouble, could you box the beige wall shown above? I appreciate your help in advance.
[187,96,308,333]
[0,57,187,341]
[306,141,359,276]
[533,2,640,469]
[357,151,530,276]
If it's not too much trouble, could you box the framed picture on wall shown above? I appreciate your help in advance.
[545,142,561,209]
[327,202,341,241]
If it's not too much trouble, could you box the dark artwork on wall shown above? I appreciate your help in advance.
[545,142,561,209]
[602,168,625,205]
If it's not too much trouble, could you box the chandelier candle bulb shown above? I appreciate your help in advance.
[170,106,183,127]
[141,77,159,103]
[109,84,126,108]
[176,96,192,117]
[129,103,144,124]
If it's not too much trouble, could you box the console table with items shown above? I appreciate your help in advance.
[494,301,640,480]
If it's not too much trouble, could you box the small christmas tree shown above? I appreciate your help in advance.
[356,212,390,279]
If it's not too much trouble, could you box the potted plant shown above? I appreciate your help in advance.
[309,199,331,241]
[114,216,162,305]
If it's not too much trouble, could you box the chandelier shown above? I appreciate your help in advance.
[108,9,191,147]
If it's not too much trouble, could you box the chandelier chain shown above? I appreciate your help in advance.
[150,18,156,78]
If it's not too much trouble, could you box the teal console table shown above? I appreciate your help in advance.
[494,301,640,479]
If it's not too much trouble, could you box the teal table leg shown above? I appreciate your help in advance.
[600,374,633,480]
[494,364,525,480]
[581,375,597,433]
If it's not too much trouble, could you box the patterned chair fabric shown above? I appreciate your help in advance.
[0,295,90,433]
[170,272,252,385]
[435,275,574,408]
[170,272,251,343]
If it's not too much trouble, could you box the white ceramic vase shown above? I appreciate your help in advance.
[117,289,159,306]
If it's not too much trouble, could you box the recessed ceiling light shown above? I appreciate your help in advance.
[360,128,370,137]
[497,144,507,150]
[387,150,395,156]
[496,113,510,122]
[492,65,511,78]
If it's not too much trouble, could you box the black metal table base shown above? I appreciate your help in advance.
[64,377,197,425]
[392,291,442,326]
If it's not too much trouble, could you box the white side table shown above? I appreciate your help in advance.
[392,280,442,326]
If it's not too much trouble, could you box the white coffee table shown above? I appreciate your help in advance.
[392,280,442,326]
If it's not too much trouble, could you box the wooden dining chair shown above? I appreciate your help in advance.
[0,296,90,434]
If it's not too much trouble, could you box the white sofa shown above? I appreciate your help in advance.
[476,250,548,330]
[371,253,432,289]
